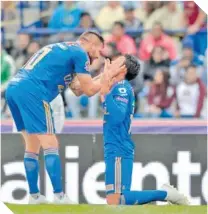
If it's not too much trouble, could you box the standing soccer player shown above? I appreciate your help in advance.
[6,31,125,204]
[101,55,190,206]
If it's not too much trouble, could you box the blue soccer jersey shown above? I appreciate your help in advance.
[10,42,90,102]
[102,80,135,159]
[102,80,135,195]
[6,42,90,134]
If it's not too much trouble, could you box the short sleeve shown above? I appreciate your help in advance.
[72,46,90,75]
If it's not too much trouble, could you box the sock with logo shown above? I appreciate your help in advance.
[24,152,39,194]
[121,190,167,205]
[44,148,63,193]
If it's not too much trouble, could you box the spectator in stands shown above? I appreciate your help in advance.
[27,41,41,58]
[169,57,191,86]
[123,6,142,29]
[95,1,124,31]
[183,1,207,56]
[184,1,206,35]
[172,42,204,66]
[12,33,31,69]
[175,65,206,118]
[143,46,170,82]
[48,1,82,29]
[147,69,176,118]
[138,22,177,61]
[79,12,97,29]
[135,1,164,25]
[77,1,105,19]
[1,48,16,118]
[170,43,204,85]
[143,2,184,31]
[106,21,137,55]
[78,1,105,19]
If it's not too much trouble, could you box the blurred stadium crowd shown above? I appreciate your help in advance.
[1,1,207,119]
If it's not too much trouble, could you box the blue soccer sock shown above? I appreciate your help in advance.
[24,152,39,194]
[121,190,167,205]
[44,148,63,194]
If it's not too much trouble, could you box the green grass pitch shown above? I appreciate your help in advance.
[6,204,207,214]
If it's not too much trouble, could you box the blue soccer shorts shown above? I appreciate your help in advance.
[6,82,55,134]
[105,156,133,195]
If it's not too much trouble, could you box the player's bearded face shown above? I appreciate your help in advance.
[88,44,103,64]
[86,37,103,64]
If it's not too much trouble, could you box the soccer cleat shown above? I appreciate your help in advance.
[29,194,48,204]
[53,193,74,204]
[161,184,190,205]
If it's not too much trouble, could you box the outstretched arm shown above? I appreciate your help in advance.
[69,73,103,96]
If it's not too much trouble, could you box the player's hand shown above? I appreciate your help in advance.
[102,57,126,84]
[100,59,111,95]
[69,76,83,96]
[107,56,126,79]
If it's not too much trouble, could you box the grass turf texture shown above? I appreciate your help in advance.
[6,204,207,214]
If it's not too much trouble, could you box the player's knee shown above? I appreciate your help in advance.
[22,132,41,153]
[106,194,120,205]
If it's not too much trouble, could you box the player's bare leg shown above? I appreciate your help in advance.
[37,134,73,204]
[22,131,41,153]
[21,131,47,204]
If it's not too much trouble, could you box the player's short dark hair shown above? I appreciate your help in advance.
[80,12,91,18]
[124,54,140,81]
[79,31,104,44]
[113,21,125,29]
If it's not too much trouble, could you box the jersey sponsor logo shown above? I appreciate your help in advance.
[118,87,128,96]
[118,88,127,94]
[115,96,128,104]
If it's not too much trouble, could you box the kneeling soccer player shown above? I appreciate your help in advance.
[100,54,190,206]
